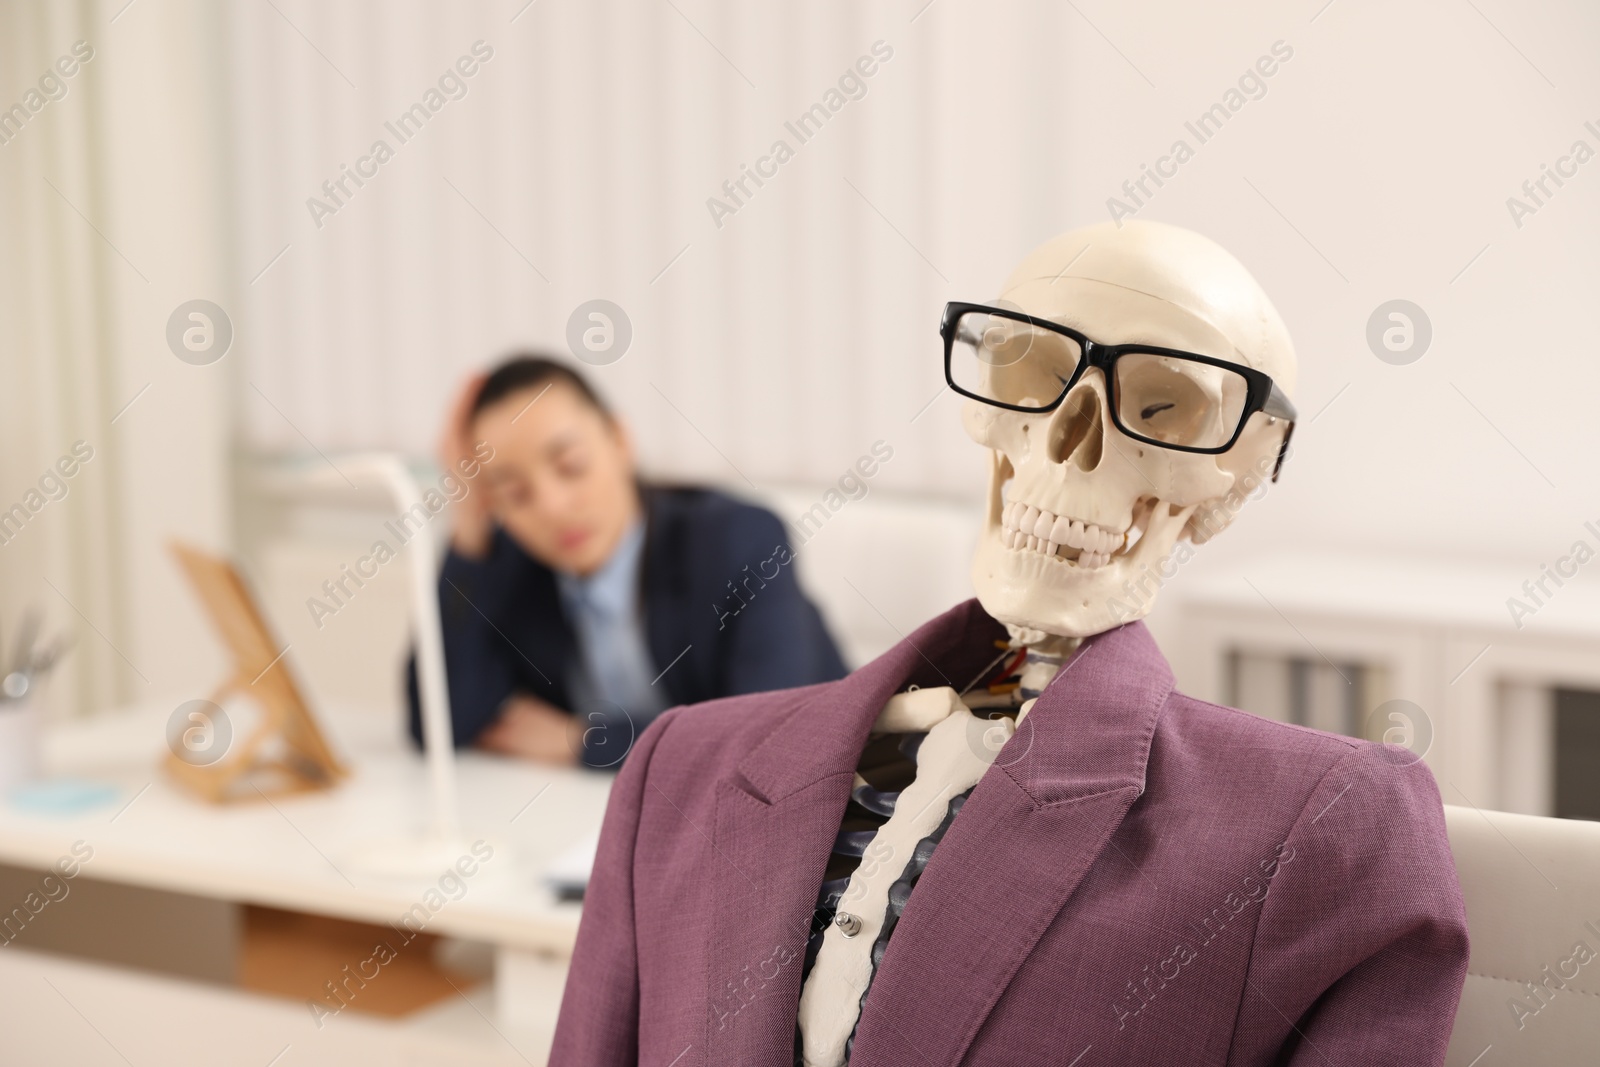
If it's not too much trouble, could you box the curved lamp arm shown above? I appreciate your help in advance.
[301,452,458,841]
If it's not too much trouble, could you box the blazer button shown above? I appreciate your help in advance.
[835,911,863,938]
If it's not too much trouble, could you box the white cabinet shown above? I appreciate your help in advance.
[1172,550,1600,819]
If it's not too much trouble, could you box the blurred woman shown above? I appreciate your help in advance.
[407,355,846,768]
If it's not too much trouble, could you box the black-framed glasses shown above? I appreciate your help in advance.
[941,301,1298,481]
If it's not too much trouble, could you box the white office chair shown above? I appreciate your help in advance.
[1444,804,1600,1064]
[751,485,981,668]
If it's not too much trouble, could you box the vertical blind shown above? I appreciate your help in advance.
[229,0,1074,499]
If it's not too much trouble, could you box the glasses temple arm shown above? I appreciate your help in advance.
[1263,381,1297,422]
[1270,419,1296,482]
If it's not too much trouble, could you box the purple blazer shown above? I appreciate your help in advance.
[551,599,1469,1065]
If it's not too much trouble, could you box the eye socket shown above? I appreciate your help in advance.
[1114,352,1249,449]
[949,310,1082,409]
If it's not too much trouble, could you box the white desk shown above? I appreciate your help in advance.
[0,701,611,1053]
[0,944,550,1067]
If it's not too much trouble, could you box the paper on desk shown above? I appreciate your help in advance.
[543,829,599,901]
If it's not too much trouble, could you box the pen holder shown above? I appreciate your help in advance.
[0,695,40,795]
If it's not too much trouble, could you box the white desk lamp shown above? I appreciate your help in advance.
[301,452,497,878]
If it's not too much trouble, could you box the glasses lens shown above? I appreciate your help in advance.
[1114,352,1250,449]
[948,310,1082,410]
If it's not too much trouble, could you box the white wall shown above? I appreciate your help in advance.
[228,0,1021,503]
[1044,0,1600,578]
[0,1,234,718]
[229,0,1600,559]
[232,0,1600,712]
[7,0,1598,717]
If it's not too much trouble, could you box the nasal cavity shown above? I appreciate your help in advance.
[1050,385,1103,471]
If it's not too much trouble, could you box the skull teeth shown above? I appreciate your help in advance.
[999,500,1126,569]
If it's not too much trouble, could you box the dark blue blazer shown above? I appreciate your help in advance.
[406,484,847,768]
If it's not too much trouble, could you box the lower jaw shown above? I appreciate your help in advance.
[969,523,1178,638]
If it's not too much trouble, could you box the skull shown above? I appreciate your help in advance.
[963,220,1297,640]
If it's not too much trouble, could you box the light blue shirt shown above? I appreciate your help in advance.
[555,517,669,762]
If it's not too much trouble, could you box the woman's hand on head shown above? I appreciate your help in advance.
[441,371,495,559]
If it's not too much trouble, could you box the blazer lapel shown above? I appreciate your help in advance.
[848,620,1174,1065]
[704,599,1008,1066]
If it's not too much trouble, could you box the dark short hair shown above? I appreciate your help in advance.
[471,354,613,421]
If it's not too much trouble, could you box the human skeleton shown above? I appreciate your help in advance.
[795,220,1298,1066]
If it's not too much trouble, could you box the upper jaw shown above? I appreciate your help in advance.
[996,498,1134,570]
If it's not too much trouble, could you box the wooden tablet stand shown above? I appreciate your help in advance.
[167,541,349,803]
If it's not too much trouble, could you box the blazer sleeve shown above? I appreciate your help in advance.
[713,507,848,694]
[1228,742,1470,1066]
[549,706,679,1064]
[405,534,529,749]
